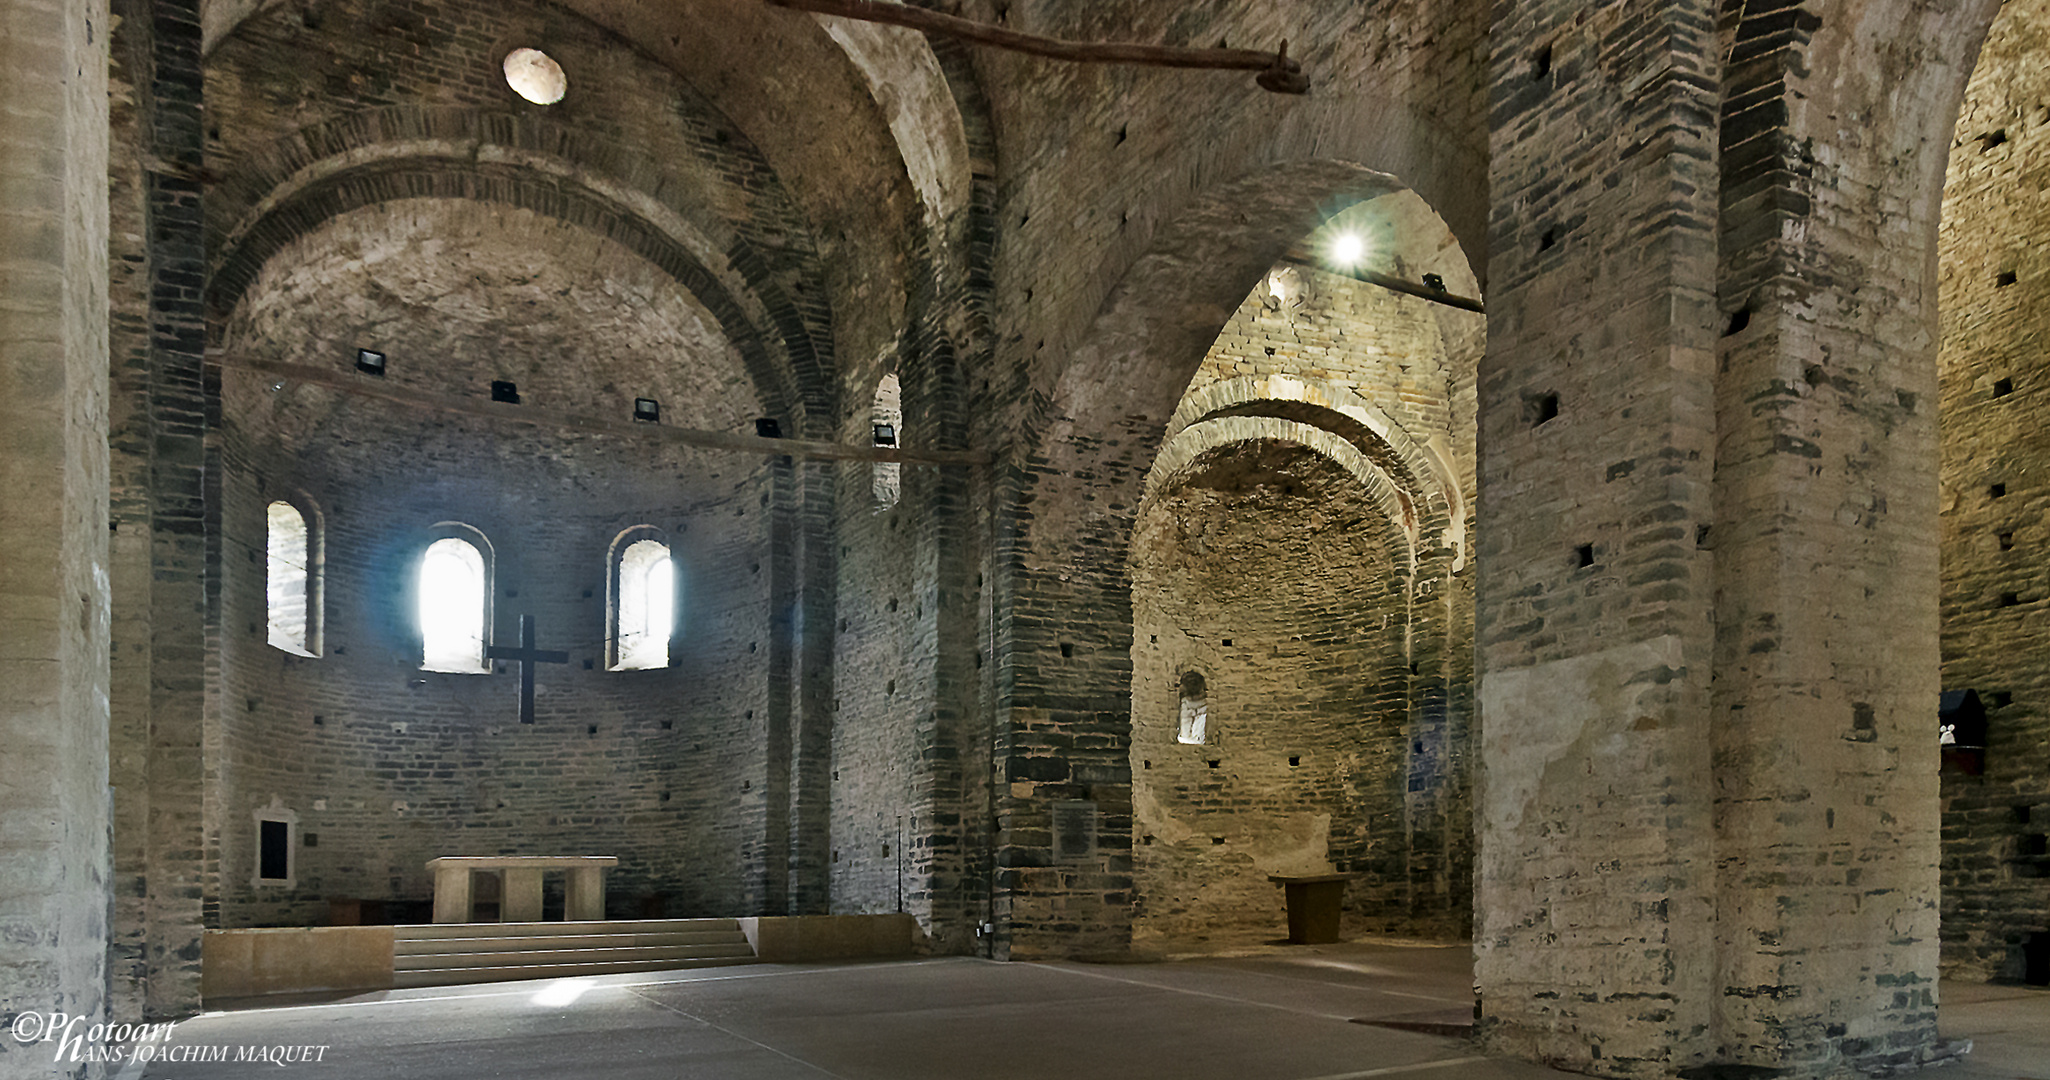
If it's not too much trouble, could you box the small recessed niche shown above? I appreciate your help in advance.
[2017,805,2035,825]
[1991,483,2008,499]
[503,48,568,105]
[1211,836,1227,845]
[1576,543,1596,568]
[1289,755,1301,767]
[2000,532,2015,551]
[1980,129,2008,152]
[1723,308,1751,337]
[1995,377,2015,397]
[1529,392,1560,427]
[1531,44,1552,80]
[490,380,520,404]
[1998,270,2019,288]
[1207,759,1221,769]
[1059,642,1074,658]
[1538,227,1557,251]
[1222,638,1233,647]
[2001,591,2021,608]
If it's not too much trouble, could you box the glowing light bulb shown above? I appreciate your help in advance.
[1330,233,1366,267]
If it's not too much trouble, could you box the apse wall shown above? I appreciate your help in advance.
[1130,266,1478,944]
[1936,0,2050,983]
[1132,448,1410,943]
[214,400,773,928]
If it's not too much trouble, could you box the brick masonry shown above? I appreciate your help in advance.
[1936,0,2050,986]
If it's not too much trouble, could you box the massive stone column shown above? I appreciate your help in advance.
[1479,0,1995,1075]
[1476,2,1722,1073]
[0,0,112,1076]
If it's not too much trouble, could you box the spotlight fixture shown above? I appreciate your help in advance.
[872,422,897,447]
[755,418,782,439]
[1330,233,1365,267]
[633,398,661,423]
[355,349,387,376]
[490,380,521,404]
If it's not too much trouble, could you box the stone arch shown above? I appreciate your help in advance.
[205,113,825,427]
[1146,418,1418,574]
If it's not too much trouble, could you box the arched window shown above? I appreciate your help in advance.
[610,529,675,671]
[419,529,491,673]
[872,372,902,509]
[266,498,321,656]
[1178,670,1209,745]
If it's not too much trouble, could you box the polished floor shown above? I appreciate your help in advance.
[108,941,2050,1080]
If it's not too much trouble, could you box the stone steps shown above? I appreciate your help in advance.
[392,918,756,988]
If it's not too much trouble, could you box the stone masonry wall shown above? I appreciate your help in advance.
[0,0,111,1077]
[1937,0,2050,986]
[1131,447,1410,945]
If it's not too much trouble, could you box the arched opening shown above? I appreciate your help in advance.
[419,532,491,674]
[872,372,902,509]
[265,498,320,656]
[611,532,676,671]
[1125,197,1480,949]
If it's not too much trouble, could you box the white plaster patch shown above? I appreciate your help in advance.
[1478,635,1683,838]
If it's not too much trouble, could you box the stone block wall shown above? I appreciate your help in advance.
[1937,0,2050,986]
[0,0,111,1076]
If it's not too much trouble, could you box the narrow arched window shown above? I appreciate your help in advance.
[266,499,320,656]
[1178,670,1208,745]
[610,530,675,671]
[872,372,902,509]
[420,534,490,673]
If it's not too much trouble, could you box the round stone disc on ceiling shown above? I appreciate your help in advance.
[503,48,567,105]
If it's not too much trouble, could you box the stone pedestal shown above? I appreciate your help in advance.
[1270,874,1352,945]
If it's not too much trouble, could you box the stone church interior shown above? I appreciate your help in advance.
[5,0,2050,1076]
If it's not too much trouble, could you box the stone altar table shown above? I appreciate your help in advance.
[427,856,618,923]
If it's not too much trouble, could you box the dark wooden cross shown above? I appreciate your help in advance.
[484,614,569,724]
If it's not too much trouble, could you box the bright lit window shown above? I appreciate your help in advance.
[420,535,489,673]
[612,537,674,671]
[1178,671,1208,745]
[267,500,318,656]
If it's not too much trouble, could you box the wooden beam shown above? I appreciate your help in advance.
[1278,255,1487,315]
[215,355,992,466]
[764,0,1309,94]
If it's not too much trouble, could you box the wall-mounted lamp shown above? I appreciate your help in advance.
[633,398,660,423]
[873,422,897,447]
[355,349,386,376]
[491,380,521,404]
[755,418,782,439]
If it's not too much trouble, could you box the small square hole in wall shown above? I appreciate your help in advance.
[1142,835,1155,845]
[1576,544,1596,568]
[1142,760,1151,770]
[1207,759,1221,769]
[1992,483,2008,499]
[661,719,672,730]
[1995,377,2015,397]
[1222,639,1233,647]
[490,380,521,404]
[1289,756,1300,767]
[587,724,598,735]
[1998,270,2018,288]
[1981,128,2009,152]
[1529,393,1560,427]
[2001,532,2016,551]
[2023,834,2050,857]
[1211,836,1226,845]
[1059,642,1074,658]
[2017,805,2035,825]
[2002,592,2022,608]
[1989,691,2015,708]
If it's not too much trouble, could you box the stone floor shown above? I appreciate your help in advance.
[102,941,2050,1080]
